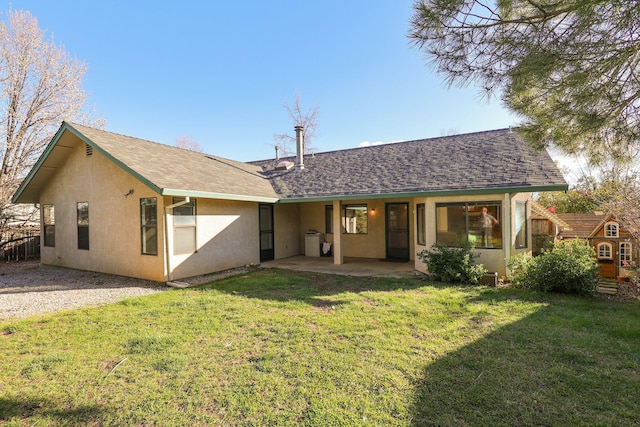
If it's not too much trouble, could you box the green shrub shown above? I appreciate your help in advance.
[508,240,600,296]
[507,252,535,287]
[532,234,554,256]
[417,242,487,285]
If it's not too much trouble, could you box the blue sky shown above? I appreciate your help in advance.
[12,0,520,162]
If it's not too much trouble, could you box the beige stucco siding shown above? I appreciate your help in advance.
[298,202,330,242]
[39,138,166,281]
[297,199,414,260]
[168,198,261,280]
[274,203,301,259]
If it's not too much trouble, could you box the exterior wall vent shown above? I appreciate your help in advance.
[275,160,294,171]
[85,144,93,156]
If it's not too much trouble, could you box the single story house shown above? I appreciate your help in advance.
[12,122,568,282]
[533,210,639,279]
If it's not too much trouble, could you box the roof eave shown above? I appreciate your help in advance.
[276,184,569,203]
[11,122,71,204]
[162,188,279,203]
[12,121,166,204]
[587,213,615,238]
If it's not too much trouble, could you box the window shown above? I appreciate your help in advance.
[140,198,158,255]
[344,204,368,234]
[325,205,333,234]
[515,201,528,249]
[620,242,632,266]
[436,202,502,248]
[173,197,196,254]
[605,222,619,237]
[77,202,89,250]
[43,204,55,247]
[416,203,426,246]
[597,242,612,259]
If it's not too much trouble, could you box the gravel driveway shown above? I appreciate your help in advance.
[0,261,166,320]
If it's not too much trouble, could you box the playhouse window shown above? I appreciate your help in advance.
[605,222,619,237]
[597,242,612,259]
[620,242,632,266]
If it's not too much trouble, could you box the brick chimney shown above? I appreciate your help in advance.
[295,125,304,169]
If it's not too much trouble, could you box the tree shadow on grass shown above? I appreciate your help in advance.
[409,301,640,426]
[199,268,555,311]
[0,397,109,424]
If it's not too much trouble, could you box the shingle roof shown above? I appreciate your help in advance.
[251,128,568,200]
[13,122,279,203]
[13,124,567,205]
[556,213,607,238]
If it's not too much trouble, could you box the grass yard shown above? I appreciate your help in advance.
[1,269,639,426]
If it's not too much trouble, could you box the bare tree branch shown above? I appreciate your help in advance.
[273,93,319,157]
[0,8,103,248]
[175,134,203,152]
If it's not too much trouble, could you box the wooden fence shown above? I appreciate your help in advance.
[1,227,40,261]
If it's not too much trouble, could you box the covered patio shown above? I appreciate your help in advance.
[260,256,421,278]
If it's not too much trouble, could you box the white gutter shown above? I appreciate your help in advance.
[164,196,190,283]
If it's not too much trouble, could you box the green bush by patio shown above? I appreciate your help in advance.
[417,241,487,285]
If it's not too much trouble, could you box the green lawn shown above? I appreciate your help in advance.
[1,269,639,426]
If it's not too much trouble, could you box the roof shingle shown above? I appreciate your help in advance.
[67,123,279,201]
[251,128,567,200]
[13,124,568,204]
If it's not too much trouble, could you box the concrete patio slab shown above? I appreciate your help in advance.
[260,256,421,278]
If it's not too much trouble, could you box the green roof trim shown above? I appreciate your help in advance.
[11,123,69,203]
[12,122,165,204]
[275,184,569,203]
[162,188,279,203]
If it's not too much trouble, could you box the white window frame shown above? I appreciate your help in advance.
[604,221,619,238]
[597,242,612,260]
[173,197,197,254]
[515,201,528,249]
[620,242,632,266]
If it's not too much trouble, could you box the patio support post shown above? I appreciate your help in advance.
[333,200,343,265]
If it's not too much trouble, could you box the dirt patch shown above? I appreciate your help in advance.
[611,281,640,301]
